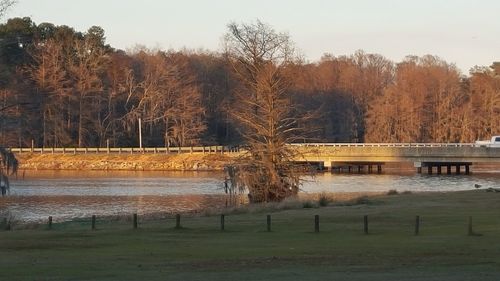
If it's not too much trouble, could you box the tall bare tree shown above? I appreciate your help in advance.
[224,20,309,202]
[0,0,19,196]
[0,146,16,196]
[27,38,72,146]
[68,27,108,147]
[0,0,15,19]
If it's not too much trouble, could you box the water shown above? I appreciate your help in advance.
[2,170,500,222]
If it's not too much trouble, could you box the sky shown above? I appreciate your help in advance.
[5,0,500,74]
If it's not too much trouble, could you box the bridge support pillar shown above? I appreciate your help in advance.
[417,167,422,174]
[456,165,461,175]
[447,165,451,175]
[323,161,332,172]
[427,166,432,174]
[437,166,442,174]
[377,165,382,174]
[465,165,470,175]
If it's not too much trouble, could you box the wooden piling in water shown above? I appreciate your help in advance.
[133,214,137,229]
[48,216,52,230]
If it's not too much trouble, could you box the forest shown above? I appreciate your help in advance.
[0,17,499,148]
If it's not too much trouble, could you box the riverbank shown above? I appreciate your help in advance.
[16,153,233,171]
[2,190,500,280]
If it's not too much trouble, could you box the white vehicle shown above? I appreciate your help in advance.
[474,136,500,147]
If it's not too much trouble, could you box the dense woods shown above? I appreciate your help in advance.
[0,17,499,148]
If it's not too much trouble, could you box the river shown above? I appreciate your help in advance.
[2,169,500,222]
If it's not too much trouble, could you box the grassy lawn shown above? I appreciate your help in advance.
[2,190,500,280]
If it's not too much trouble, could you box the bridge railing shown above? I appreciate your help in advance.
[290,143,475,148]
[9,143,478,154]
[10,146,241,154]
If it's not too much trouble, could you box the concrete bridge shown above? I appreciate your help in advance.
[291,143,500,174]
[10,143,500,174]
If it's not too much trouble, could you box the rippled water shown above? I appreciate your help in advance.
[2,169,500,222]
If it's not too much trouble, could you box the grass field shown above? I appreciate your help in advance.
[1,190,500,280]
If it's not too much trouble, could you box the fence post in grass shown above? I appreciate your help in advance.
[133,214,138,229]
[4,218,11,231]
[415,215,420,235]
[468,216,473,236]
[364,215,368,234]
[314,215,320,233]
[48,216,53,230]
[91,215,96,230]
[220,214,225,231]
[267,215,271,232]
[175,214,181,229]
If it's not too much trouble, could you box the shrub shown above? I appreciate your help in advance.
[353,196,372,205]
[387,189,399,195]
[302,201,315,208]
[318,193,330,207]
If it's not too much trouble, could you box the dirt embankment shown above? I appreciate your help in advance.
[16,153,234,171]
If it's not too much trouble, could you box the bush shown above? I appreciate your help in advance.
[353,196,372,205]
[387,189,399,195]
[318,193,330,207]
[302,201,315,208]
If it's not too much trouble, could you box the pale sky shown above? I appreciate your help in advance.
[5,0,500,74]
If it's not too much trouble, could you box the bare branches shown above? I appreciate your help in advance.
[0,0,15,19]
[224,20,310,203]
[0,147,17,196]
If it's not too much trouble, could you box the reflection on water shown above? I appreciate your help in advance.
[1,195,227,222]
[302,172,500,193]
[1,170,500,222]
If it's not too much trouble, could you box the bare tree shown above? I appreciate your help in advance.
[0,0,15,19]
[0,146,17,196]
[122,50,206,147]
[27,38,72,146]
[224,20,309,203]
[68,27,108,147]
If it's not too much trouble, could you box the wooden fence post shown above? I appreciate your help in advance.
[267,215,271,232]
[4,218,11,231]
[415,215,420,235]
[92,215,96,230]
[364,215,368,234]
[468,216,473,236]
[175,214,181,229]
[314,215,320,233]
[220,214,225,231]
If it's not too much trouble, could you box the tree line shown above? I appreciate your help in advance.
[0,17,498,148]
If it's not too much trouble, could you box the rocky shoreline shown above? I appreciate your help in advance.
[16,153,233,171]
